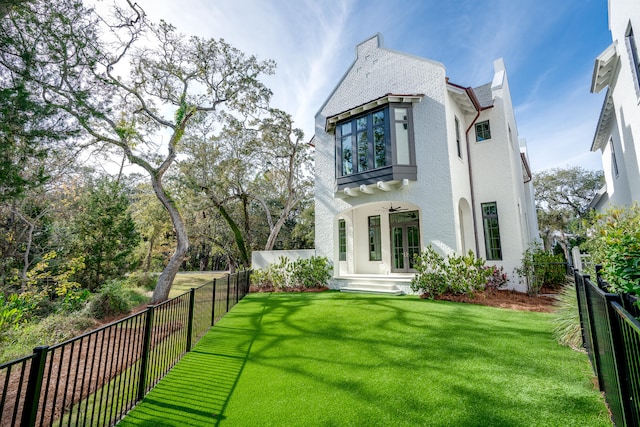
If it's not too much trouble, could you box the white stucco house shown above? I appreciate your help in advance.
[313,34,540,294]
[589,0,640,210]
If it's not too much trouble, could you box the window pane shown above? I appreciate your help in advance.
[357,117,367,131]
[475,120,491,142]
[481,202,502,260]
[357,131,369,172]
[342,136,352,175]
[392,227,404,269]
[373,111,384,125]
[395,122,410,165]
[341,122,352,136]
[339,219,346,261]
[374,127,385,168]
[368,215,381,261]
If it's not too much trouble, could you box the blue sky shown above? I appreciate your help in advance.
[135,0,611,172]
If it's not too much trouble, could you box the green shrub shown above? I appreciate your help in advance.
[485,266,508,291]
[86,280,132,319]
[290,257,332,288]
[515,243,567,296]
[411,247,491,298]
[126,271,159,291]
[0,291,46,339]
[582,204,640,296]
[251,256,332,290]
[0,312,94,364]
[553,283,583,350]
[410,246,448,298]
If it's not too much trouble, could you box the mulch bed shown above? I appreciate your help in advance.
[431,289,557,312]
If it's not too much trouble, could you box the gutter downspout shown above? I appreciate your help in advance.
[463,87,486,256]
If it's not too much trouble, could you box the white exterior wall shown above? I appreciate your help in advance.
[314,34,538,292]
[595,0,640,208]
[444,95,475,255]
[315,35,458,276]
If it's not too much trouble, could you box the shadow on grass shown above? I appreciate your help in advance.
[118,293,276,427]
[119,292,610,427]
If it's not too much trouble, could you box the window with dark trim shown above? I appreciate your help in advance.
[335,103,416,190]
[368,215,381,261]
[627,23,640,95]
[481,202,502,260]
[338,219,346,261]
[455,116,462,159]
[611,138,619,178]
[475,120,491,142]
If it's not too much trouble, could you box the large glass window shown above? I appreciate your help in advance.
[368,215,381,261]
[341,123,353,175]
[481,202,502,260]
[475,120,491,142]
[336,104,414,177]
[338,219,346,261]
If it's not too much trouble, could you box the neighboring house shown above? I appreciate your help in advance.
[313,34,539,294]
[590,0,640,210]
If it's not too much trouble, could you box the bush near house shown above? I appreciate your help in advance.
[410,247,492,298]
[515,243,567,296]
[582,203,640,297]
[251,256,332,291]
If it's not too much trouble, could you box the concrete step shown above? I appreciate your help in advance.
[340,283,403,296]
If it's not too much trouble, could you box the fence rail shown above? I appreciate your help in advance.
[574,270,640,427]
[0,270,251,427]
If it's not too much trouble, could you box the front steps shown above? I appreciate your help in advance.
[340,283,403,295]
[336,274,413,295]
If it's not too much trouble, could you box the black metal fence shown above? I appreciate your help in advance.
[574,270,640,427]
[0,270,251,427]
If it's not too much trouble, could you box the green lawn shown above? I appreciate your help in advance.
[169,271,227,298]
[118,292,611,427]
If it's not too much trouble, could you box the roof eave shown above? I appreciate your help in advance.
[591,42,619,94]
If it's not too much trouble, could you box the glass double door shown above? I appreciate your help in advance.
[390,211,420,272]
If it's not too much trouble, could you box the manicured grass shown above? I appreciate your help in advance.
[119,292,611,427]
[169,271,227,298]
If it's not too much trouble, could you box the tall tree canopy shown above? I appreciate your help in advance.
[0,0,274,302]
[534,166,605,257]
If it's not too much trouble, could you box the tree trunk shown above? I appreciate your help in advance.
[143,235,155,273]
[150,176,189,304]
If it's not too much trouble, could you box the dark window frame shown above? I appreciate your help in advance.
[335,103,416,190]
[338,219,346,261]
[455,116,462,159]
[611,138,619,178]
[475,120,492,142]
[368,215,382,261]
[481,202,502,261]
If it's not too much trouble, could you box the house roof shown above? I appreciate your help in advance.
[591,88,615,151]
[447,80,494,114]
[324,93,424,133]
[472,83,494,109]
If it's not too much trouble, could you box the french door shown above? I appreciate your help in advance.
[390,211,420,272]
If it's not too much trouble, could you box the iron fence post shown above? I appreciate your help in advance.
[236,273,239,303]
[21,346,48,427]
[226,274,230,312]
[186,288,196,352]
[211,278,217,326]
[137,305,155,402]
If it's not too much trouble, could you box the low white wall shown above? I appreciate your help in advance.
[251,249,316,270]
